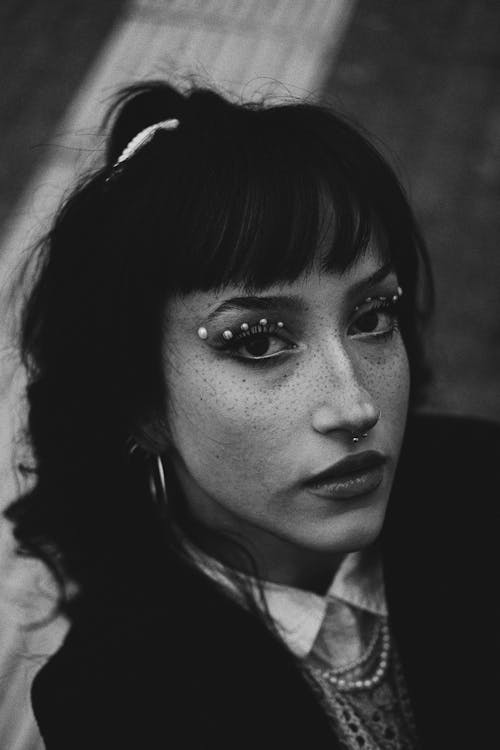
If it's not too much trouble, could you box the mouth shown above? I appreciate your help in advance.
[303,451,388,500]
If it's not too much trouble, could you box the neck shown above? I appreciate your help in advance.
[182,519,345,594]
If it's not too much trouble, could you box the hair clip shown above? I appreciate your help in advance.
[197,319,285,341]
[107,118,180,180]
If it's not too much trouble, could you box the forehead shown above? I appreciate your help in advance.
[166,244,390,326]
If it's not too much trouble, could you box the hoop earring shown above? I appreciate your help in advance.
[149,454,167,505]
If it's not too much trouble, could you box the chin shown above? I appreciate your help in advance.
[300,501,387,554]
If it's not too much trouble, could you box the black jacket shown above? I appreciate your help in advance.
[32,414,499,749]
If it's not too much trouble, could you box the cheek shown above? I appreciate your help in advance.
[166,354,294,476]
[362,342,410,428]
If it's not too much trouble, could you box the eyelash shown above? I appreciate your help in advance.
[216,321,292,353]
[217,295,401,363]
[351,296,401,340]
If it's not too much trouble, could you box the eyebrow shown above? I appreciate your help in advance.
[206,294,306,322]
[348,261,395,297]
[206,262,395,322]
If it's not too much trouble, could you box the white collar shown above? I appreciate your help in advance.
[260,548,387,657]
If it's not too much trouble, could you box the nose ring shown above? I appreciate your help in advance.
[351,432,369,444]
[351,409,381,443]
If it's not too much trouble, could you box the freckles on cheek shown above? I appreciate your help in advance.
[167,359,268,451]
[362,347,410,409]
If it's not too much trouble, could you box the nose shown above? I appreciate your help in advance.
[310,343,380,439]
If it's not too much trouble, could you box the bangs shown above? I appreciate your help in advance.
[124,105,409,294]
[178,148,384,293]
[112,99,420,297]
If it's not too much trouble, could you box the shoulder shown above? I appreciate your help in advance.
[32,574,337,749]
[402,411,500,468]
[390,411,500,519]
[381,413,499,747]
[382,411,498,629]
[31,568,228,748]
[384,411,499,561]
[31,608,197,748]
[383,410,498,641]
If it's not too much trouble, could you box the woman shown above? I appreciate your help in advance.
[6,82,498,749]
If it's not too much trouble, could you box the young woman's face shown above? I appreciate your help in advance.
[163,246,410,583]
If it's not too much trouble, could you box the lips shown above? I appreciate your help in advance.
[303,451,387,500]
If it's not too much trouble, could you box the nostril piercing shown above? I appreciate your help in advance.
[351,432,369,444]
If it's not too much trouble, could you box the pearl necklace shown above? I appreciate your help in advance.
[326,618,382,676]
[312,619,391,692]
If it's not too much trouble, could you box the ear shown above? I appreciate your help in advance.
[132,417,172,455]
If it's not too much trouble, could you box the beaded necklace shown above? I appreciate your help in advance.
[311,618,390,691]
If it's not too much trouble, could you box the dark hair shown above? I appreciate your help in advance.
[5,81,433,618]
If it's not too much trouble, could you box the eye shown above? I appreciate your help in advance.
[219,322,295,361]
[349,297,400,339]
[238,334,286,359]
